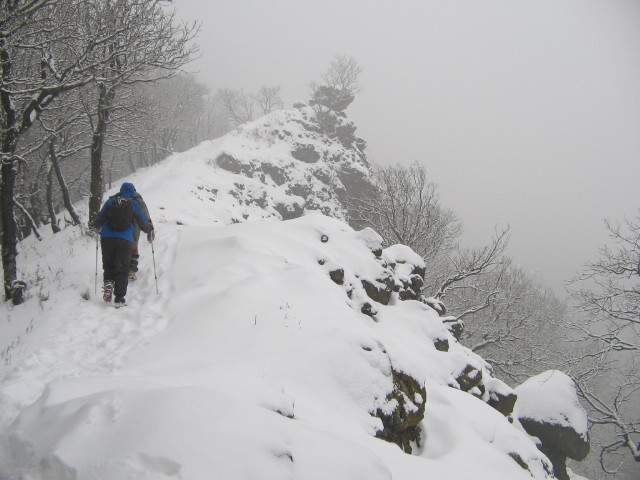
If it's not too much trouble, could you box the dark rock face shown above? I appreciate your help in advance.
[274,202,304,220]
[312,167,332,185]
[519,417,590,462]
[396,273,424,301]
[291,144,320,163]
[442,317,463,340]
[424,298,446,316]
[382,247,426,303]
[454,364,483,392]
[361,276,394,306]
[310,85,355,112]
[261,163,287,185]
[542,449,571,480]
[433,337,449,352]
[288,182,313,199]
[361,302,377,317]
[515,371,590,480]
[329,268,344,285]
[336,122,357,146]
[508,452,530,471]
[216,153,253,176]
[488,390,517,417]
[374,369,426,454]
[518,417,588,480]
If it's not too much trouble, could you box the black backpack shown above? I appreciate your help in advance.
[105,195,134,231]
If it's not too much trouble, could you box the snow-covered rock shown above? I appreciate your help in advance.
[210,105,373,223]
[515,370,590,480]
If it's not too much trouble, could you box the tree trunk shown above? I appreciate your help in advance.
[126,150,136,174]
[46,166,61,233]
[88,83,115,225]
[49,141,80,226]
[1,158,23,304]
[0,31,24,304]
[15,200,42,241]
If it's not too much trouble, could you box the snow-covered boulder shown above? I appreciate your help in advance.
[485,377,518,417]
[515,370,590,480]
[374,367,427,454]
[425,297,447,317]
[383,244,426,301]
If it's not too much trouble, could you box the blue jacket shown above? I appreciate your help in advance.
[96,183,152,243]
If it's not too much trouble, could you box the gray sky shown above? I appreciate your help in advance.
[175,0,640,294]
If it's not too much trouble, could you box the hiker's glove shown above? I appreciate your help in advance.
[147,229,155,242]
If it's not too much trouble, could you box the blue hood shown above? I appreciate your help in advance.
[119,182,136,198]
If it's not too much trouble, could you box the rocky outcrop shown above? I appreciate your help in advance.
[424,297,446,316]
[309,85,355,112]
[382,245,425,302]
[442,317,463,340]
[432,336,449,352]
[485,377,518,417]
[519,420,589,480]
[361,275,394,305]
[291,143,320,163]
[211,105,373,223]
[273,201,304,220]
[374,368,426,454]
[514,371,590,480]
[216,153,253,176]
[311,222,530,451]
[328,267,344,285]
[453,364,483,392]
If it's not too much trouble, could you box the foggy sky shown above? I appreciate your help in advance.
[175,0,640,294]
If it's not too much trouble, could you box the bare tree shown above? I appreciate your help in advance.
[350,162,461,263]
[254,86,283,116]
[0,0,105,303]
[196,93,230,142]
[42,106,89,228]
[219,88,255,126]
[113,73,208,171]
[568,213,640,475]
[432,226,510,302]
[310,54,362,113]
[82,0,198,224]
[322,54,363,95]
[219,86,282,126]
[460,263,571,383]
[349,161,576,384]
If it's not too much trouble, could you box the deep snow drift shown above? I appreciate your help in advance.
[0,118,587,479]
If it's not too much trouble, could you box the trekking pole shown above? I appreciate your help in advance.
[151,239,159,294]
[94,233,99,295]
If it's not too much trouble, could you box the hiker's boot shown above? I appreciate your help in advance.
[114,296,127,308]
[103,281,114,303]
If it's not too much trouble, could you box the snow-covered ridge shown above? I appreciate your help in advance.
[0,110,587,479]
[0,211,550,479]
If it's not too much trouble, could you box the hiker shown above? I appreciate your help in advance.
[129,190,154,280]
[94,182,153,307]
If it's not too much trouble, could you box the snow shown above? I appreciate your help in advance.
[0,128,560,479]
[514,370,589,437]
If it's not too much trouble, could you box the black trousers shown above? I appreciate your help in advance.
[130,234,140,272]
[101,237,133,298]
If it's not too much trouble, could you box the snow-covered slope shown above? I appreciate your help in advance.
[150,105,373,227]
[0,125,558,479]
